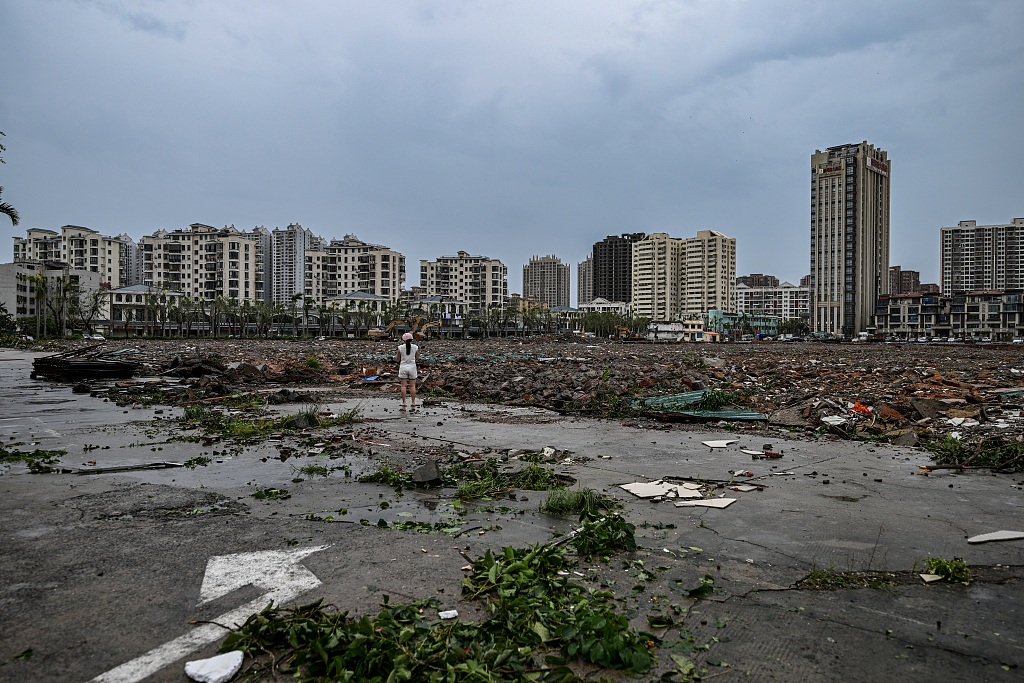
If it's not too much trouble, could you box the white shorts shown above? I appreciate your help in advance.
[399,366,417,380]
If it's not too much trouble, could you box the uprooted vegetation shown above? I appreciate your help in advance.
[540,487,619,517]
[180,401,363,444]
[455,460,570,500]
[215,517,720,683]
[925,435,1024,473]
[357,458,572,500]
[796,567,902,590]
[921,556,973,585]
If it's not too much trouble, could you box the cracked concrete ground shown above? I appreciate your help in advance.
[1,349,1022,682]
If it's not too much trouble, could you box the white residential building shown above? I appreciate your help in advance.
[272,223,323,306]
[735,281,810,321]
[577,297,630,315]
[0,261,104,321]
[940,218,1024,294]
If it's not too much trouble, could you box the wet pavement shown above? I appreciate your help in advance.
[1,347,1023,682]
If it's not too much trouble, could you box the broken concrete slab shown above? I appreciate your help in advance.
[919,574,943,583]
[893,431,920,447]
[619,481,703,499]
[411,460,442,484]
[967,530,1024,544]
[768,407,810,427]
[285,413,313,430]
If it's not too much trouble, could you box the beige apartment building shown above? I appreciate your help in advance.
[630,230,736,321]
[522,255,570,308]
[681,230,737,317]
[419,251,508,314]
[12,225,136,289]
[137,223,264,302]
[631,233,684,320]
[323,234,406,305]
[577,254,593,306]
[810,142,891,336]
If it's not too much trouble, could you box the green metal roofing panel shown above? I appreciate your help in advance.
[630,391,767,421]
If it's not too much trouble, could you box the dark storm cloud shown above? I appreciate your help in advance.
[1,0,1022,299]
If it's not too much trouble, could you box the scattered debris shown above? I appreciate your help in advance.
[674,498,737,508]
[184,650,243,683]
[437,609,459,620]
[967,530,1024,544]
[619,481,702,499]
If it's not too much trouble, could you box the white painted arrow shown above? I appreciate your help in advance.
[90,545,328,683]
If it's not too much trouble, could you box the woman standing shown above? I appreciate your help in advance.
[397,332,420,408]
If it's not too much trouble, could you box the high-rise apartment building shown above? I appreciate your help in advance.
[889,266,921,295]
[593,233,644,303]
[810,142,891,336]
[13,225,136,289]
[681,230,737,318]
[577,254,593,306]
[137,223,263,301]
[323,234,406,305]
[419,251,507,314]
[522,255,570,308]
[940,219,1024,294]
[272,223,322,306]
[631,233,683,321]
[737,273,779,288]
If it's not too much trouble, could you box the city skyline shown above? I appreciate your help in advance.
[2,1,1022,301]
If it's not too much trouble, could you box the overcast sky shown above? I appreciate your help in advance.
[2,0,1022,303]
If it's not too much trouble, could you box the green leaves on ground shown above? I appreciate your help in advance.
[358,465,413,487]
[220,538,665,682]
[683,574,716,598]
[0,447,65,473]
[923,556,972,585]
[572,514,639,557]
[249,485,290,501]
[183,456,211,469]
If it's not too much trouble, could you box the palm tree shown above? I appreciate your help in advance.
[291,293,303,337]
[0,186,19,226]
[302,297,315,337]
[316,302,330,337]
[196,297,208,337]
[31,274,46,339]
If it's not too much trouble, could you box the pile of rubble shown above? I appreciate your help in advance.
[54,338,1024,447]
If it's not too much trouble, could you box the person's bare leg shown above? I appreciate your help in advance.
[410,381,417,407]
[400,379,408,407]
